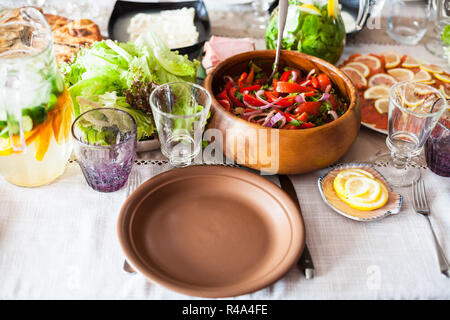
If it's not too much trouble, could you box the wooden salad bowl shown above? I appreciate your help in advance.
[204,50,361,174]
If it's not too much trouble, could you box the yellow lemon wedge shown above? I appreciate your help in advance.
[0,138,13,156]
[299,4,322,16]
[333,169,389,211]
[328,0,339,18]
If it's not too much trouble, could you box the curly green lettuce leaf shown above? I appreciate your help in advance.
[76,91,155,141]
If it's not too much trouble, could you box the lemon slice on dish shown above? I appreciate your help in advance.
[414,69,432,82]
[434,73,450,83]
[345,62,370,78]
[420,64,444,75]
[382,52,401,69]
[328,0,339,18]
[374,98,389,114]
[387,68,415,81]
[333,169,389,211]
[402,55,422,68]
[333,169,374,199]
[364,85,390,99]
[299,4,322,16]
[342,182,389,211]
[439,85,450,99]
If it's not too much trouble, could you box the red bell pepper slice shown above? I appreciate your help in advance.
[276,82,316,93]
[280,70,292,82]
[240,85,262,93]
[294,101,322,116]
[280,111,295,122]
[227,87,245,108]
[218,99,231,111]
[216,88,228,101]
[243,94,266,107]
[245,66,255,86]
[237,72,247,88]
[311,77,319,89]
[264,91,295,107]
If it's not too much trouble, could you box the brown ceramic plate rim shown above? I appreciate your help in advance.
[203,49,359,135]
[117,165,305,298]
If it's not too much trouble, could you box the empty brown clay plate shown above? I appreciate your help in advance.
[318,163,403,221]
[117,165,305,298]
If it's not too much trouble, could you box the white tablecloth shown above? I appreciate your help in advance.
[0,0,449,300]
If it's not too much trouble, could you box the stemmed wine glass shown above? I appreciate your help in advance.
[425,0,450,58]
[374,81,447,188]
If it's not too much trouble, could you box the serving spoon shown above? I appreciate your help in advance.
[269,0,289,82]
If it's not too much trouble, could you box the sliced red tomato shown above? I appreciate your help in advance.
[276,82,315,93]
[240,85,262,93]
[317,74,331,92]
[227,87,245,108]
[294,101,322,116]
[328,94,340,110]
[218,99,231,111]
[280,70,292,82]
[243,94,266,107]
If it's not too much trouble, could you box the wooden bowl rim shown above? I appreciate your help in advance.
[204,49,359,134]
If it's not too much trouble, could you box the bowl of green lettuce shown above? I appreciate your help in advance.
[61,31,200,150]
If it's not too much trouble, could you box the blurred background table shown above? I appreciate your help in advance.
[0,0,449,300]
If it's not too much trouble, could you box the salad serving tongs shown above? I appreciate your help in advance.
[269,0,289,82]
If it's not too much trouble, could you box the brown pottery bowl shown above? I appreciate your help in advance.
[204,50,360,174]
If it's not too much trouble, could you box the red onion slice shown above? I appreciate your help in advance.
[306,69,316,80]
[265,112,285,127]
[325,84,332,94]
[319,93,330,102]
[328,110,338,120]
[295,93,306,104]
[244,96,283,110]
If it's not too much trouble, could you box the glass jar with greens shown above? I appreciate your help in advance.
[265,0,346,65]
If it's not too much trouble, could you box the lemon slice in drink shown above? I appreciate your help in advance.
[299,4,322,15]
[0,138,13,156]
[328,0,339,18]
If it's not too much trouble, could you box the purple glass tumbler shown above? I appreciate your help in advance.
[71,108,137,192]
[425,108,450,177]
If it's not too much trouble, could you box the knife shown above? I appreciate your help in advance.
[279,174,315,279]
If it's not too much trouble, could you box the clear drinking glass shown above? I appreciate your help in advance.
[425,107,450,177]
[425,0,450,58]
[150,82,211,167]
[387,0,431,45]
[72,108,137,192]
[377,82,447,187]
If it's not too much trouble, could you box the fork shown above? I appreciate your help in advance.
[122,169,140,274]
[412,179,450,277]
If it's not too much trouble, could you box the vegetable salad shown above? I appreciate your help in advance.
[215,62,348,129]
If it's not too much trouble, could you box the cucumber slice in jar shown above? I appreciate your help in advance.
[47,94,58,111]
[51,72,65,95]
[22,105,47,125]
[21,115,34,132]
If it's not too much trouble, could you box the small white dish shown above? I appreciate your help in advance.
[318,163,403,222]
